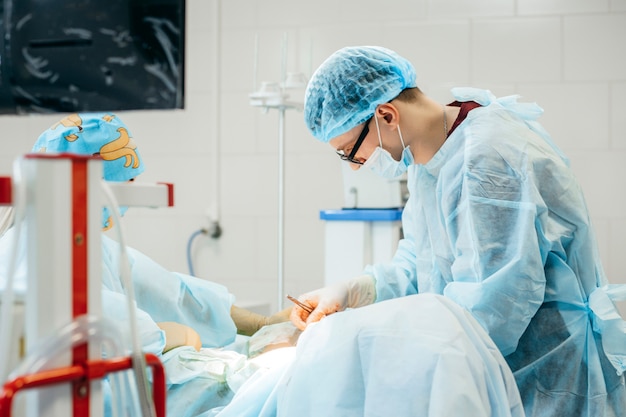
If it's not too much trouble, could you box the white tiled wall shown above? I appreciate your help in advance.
[472,17,562,84]
[1,1,624,313]
[564,15,626,81]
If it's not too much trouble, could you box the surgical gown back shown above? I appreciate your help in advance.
[365,88,626,417]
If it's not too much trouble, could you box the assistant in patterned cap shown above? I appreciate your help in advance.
[33,113,144,181]
[33,113,144,229]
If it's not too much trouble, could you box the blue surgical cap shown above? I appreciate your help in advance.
[304,46,417,143]
[32,113,145,182]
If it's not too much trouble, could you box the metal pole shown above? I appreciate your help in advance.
[277,107,285,311]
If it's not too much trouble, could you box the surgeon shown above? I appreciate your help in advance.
[290,46,626,417]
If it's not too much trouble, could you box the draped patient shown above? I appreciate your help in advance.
[0,113,293,415]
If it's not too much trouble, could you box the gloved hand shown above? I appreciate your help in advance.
[230,305,293,336]
[157,321,202,353]
[290,275,376,330]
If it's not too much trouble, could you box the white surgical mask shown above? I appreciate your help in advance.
[363,116,414,179]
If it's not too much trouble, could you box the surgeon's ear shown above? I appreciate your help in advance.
[375,103,399,128]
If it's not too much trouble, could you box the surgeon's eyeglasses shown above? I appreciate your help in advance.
[336,117,371,165]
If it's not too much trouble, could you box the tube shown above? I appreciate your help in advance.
[100,180,156,417]
[186,229,205,276]
[9,314,138,417]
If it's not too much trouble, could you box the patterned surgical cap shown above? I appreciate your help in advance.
[32,113,144,229]
[304,46,416,143]
[32,113,144,182]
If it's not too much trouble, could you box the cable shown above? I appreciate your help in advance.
[186,229,206,276]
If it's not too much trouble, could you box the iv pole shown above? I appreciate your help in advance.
[249,33,304,311]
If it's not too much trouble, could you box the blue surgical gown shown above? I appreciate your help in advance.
[365,87,626,417]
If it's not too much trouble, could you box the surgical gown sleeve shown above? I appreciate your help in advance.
[439,95,554,355]
[364,204,419,301]
[101,235,237,349]
[440,137,546,356]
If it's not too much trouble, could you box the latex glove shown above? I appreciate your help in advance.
[230,305,293,336]
[248,322,302,357]
[157,322,202,353]
[290,275,376,331]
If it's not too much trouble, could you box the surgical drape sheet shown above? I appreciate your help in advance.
[364,88,626,416]
[214,294,524,417]
[100,235,237,351]
[100,235,239,415]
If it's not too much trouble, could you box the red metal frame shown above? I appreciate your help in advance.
[0,177,11,205]
[72,158,91,417]
[0,353,166,417]
[0,156,167,417]
[157,182,175,207]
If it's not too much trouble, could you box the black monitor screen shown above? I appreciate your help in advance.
[0,0,185,114]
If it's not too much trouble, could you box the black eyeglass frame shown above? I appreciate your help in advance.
[335,117,372,165]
